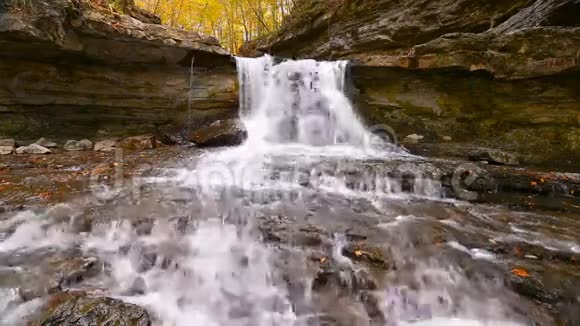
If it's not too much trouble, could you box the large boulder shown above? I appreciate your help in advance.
[64,139,93,151]
[34,292,151,326]
[189,119,247,147]
[94,139,117,152]
[15,144,51,154]
[119,135,156,150]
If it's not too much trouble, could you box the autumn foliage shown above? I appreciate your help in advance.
[136,0,296,53]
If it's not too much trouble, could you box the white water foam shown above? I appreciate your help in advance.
[0,56,533,326]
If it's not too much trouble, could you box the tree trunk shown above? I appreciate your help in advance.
[112,0,162,24]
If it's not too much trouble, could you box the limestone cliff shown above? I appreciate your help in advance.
[249,0,580,166]
[0,0,237,139]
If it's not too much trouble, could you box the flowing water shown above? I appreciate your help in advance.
[0,56,579,325]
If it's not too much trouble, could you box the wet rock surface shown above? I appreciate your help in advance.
[468,148,520,166]
[189,119,248,147]
[120,135,156,151]
[0,147,578,324]
[33,292,151,326]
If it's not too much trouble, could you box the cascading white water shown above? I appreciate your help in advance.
[236,55,375,148]
[0,56,542,326]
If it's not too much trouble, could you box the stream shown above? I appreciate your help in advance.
[0,56,578,325]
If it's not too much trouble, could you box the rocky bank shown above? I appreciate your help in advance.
[248,0,580,167]
[0,0,238,140]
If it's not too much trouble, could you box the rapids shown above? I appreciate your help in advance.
[0,56,578,325]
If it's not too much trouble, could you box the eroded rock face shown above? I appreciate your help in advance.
[255,0,580,79]
[354,68,580,167]
[0,0,237,139]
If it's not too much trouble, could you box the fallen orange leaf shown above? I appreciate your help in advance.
[530,181,538,186]
[512,268,530,277]
[39,192,52,199]
[320,257,327,264]
[354,250,363,257]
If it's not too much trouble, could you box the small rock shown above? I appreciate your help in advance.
[94,139,117,152]
[15,144,51,155]
[403,134,424,144]
[34,292,151,326]
[34,138,59,148]
[64,139,93,151]
[189,119,247,147]
[0,145,14,155]
[0,139,15,147]
[443,136,452,141]
[120,135,156,150]
[468,148,519,166]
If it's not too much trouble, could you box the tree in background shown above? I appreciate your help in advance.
[136,0,296,53]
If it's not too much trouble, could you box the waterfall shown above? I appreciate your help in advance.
[236,55,375,148]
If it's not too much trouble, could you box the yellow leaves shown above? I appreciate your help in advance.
[320,257,327,264]
[135,0,294,53]
[354,250,363,257]
[512,268,530,278]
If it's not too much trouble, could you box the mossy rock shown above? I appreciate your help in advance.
[32,292,151,326]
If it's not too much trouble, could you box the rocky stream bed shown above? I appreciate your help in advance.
[0,134,579,325]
